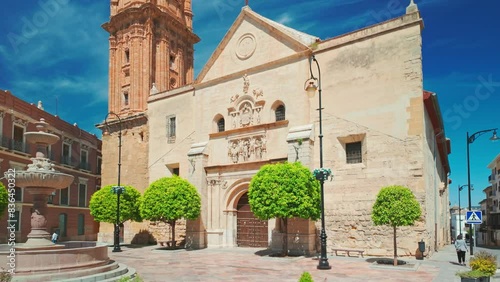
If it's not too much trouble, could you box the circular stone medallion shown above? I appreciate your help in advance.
[236,33,256,60]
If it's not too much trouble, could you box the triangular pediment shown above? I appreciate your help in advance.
[196,7,318,84]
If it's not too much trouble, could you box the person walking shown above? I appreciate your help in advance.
[454,234,468,266]
[51,231,59,243]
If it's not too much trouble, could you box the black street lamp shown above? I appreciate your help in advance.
[466,128,498,255]
[104,112,125,253]
[458,184,470,237]
[306,55,331,270]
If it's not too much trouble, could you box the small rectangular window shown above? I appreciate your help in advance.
[346,142,362,164]
[125,49,130,64]
[167,116,176,143]
[123,92,129,106]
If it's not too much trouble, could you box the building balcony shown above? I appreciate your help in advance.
[79,161,91,171]
[489,174,496,183]
[0,135,31,154]
[60,155,73,166]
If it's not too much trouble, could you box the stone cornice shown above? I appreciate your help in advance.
[209,120,289,139]
[317,12,423,53]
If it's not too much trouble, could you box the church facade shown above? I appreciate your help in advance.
[101,0,451,256]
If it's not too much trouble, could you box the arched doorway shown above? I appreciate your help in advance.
[236,192,268,247]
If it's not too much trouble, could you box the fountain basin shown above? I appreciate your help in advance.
[24,131,60,146]
[0,242,109,276]
[15,171,74,190]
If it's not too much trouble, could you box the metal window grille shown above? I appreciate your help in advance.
[275,105,285,121]
[167,116,176,143]
[346,142,362,164]
[217,118,225,132]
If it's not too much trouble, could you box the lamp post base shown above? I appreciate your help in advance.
[317,260,331,270]
[112,224,122,252]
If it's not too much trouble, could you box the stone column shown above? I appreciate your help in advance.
[186,142,208,249]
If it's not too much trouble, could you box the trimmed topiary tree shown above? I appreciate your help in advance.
[89,184,142,224]
[248,162,321,256]
[371,185,421,266]
[140,176,201,247]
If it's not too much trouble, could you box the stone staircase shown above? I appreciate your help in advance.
[12,261,137,282]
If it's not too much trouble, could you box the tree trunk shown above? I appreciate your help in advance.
[171,220,176,248]
[393,225,398,266]
[282,218,288,257]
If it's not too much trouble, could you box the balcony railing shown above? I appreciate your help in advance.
[60,155,73,166]
[0,135,31,154]
[79,161,91,171]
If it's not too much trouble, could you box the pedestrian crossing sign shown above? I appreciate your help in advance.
[466,211,482,224]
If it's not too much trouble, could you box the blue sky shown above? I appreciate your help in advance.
[0,0,499,208]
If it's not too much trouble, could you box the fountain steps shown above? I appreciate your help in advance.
[12,261,137,282]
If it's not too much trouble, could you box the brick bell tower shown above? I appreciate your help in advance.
[97,0,199,244]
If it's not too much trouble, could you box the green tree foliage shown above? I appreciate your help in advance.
[140,176,201,247]
[89,185,142,224]
[298,271,314,282]
[248,162,320,256]
[371,185,421,266]
[0,183,8,218]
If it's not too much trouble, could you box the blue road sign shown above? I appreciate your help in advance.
[466,210,482,224]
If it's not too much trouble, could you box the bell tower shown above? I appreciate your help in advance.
[103,0,199,115]
[98,0,199,244]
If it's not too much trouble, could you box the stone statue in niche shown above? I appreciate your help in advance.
[228,141,240,163]
[227,135,266,163]
[239,103,252,127]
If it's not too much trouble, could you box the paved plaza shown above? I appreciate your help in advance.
[108,244,500,282]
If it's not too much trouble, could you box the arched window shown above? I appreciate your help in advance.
[275,105,285,121]
[217,118,225,132]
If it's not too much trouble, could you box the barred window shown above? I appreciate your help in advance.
[275,105,285,121]
[217,118,225,132]
[167,116,176,143]
[346,142,362,164]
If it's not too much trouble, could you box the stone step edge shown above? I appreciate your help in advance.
[58,262,130,282]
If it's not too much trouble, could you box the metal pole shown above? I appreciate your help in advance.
[106,112,123,253]
[466,132,473,256]
[458,185,461,237]
[310,56,330,270]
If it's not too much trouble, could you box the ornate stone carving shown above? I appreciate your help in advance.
[31,209,47,229]
[206,177,228,190]
[27,158,55,172]
[235,33,256,60]
[13,116,29,126]
[228,75,265,129]
[227,135,266,164]
[63,137,73,144]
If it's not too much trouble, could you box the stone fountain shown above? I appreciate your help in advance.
[0,119,135,281]
[14,118,74,249]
